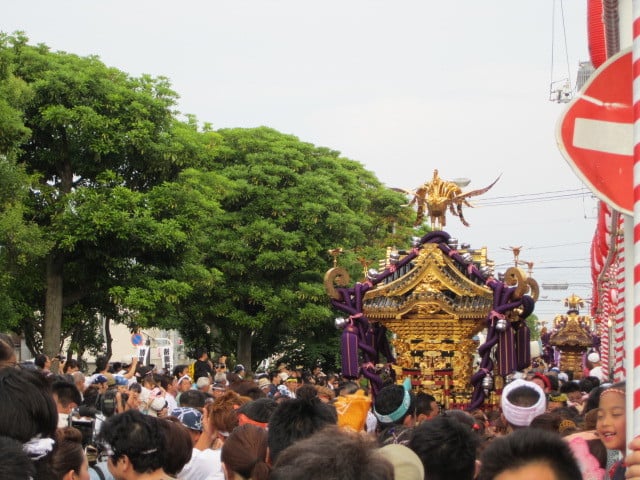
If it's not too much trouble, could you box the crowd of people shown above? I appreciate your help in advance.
[4,336,640,480]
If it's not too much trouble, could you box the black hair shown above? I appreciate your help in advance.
[583,385,606,414]
[94,356,108,374]
[0,436,36,480]
[373,384,415,428]
[271,426,393,480]
[409,416,478,480]
[179,389,207,409]
[82,385,100,407]
[267,392,337,462]
[52,380,82,409]
[478,428,582,480]
[97,410,164,474]
[238,398,278,424]
[529,412,561,433]
[414,392,437,416]
[579,376,600,393]
[172,364,188,379]
[62,359,79,374]
[34,354,48,369]
[97,387,118,417]
[339,381,360,396]
[0,368,57,442]
[559,381,581,394]
[506,385,540,407]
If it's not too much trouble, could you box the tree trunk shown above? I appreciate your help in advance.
[104,316,113,362]
[43,252,64,358]
[237,328,253,373]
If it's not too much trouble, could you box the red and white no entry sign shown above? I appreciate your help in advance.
[556,47,632,215]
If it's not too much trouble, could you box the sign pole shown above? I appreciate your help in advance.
[632,0,640,442]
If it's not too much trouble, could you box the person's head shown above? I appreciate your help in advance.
[63,359,80,374]
[237,398,277,428]
[156,417,193,477]
[196,376,211,393]
[52,380,82,414]
[267,390,338,462]
[529,412,561,433]
[478,427,582,480]
[268,370,281,385]
[97,410,165,477]
[0,336,17,369]
[34,354,51,370]
[546,391,567,412]
[172,364,189,379]
[71,371,85,394]
[206,391,244,438]
[50,427,89,480]
[408,415,479,480]
[559,380,581,400]
[170,407,203,445]
[196,349,208,361]
[94,356,109,373]
[583,385,606,414]
[0,436,36,480]
[339,380,360,396]
[500,379,546,429]
[414,392,439,422]
[177,374,192,392]
[270,426,393,480]
[596,382,626,452]
[159,374,178,396]
[579,376,600,394]
[178,389,207,409]
[529,373,552,393]
[587,351,601,367]
[373,379,416,429]
[222,424,271,480]
[0,367,58,443]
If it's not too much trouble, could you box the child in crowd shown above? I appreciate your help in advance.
[596,382,626,480]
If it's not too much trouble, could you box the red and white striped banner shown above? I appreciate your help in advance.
[632,0,640,438]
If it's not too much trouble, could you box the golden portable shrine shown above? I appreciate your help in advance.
[325,171,539,409]
[542,293,597,379]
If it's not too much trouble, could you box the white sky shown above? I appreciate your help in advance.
[2,0,598,322]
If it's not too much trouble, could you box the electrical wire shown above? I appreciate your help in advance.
[474,191,593,207]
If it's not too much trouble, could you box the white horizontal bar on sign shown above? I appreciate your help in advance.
[573,118,632,156]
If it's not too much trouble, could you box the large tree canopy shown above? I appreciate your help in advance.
[198,127,413,367]
[1,33,203,356]
[0,34,414,368]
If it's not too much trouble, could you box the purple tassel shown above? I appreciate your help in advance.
[497,325,516,375]
[341,324,360,378]
[515,322,531,370]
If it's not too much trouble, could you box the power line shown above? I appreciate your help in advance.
[475,191,594,207]
[479,188,587,201]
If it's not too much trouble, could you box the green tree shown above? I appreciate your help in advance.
[200,127,413,368]
[3,34,193,356]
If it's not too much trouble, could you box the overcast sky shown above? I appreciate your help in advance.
[2,1,597,321]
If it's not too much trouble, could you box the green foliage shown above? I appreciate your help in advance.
[0,35,415,366]
[526,313,541,341]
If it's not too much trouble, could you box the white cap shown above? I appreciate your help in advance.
[587,352,600,363]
